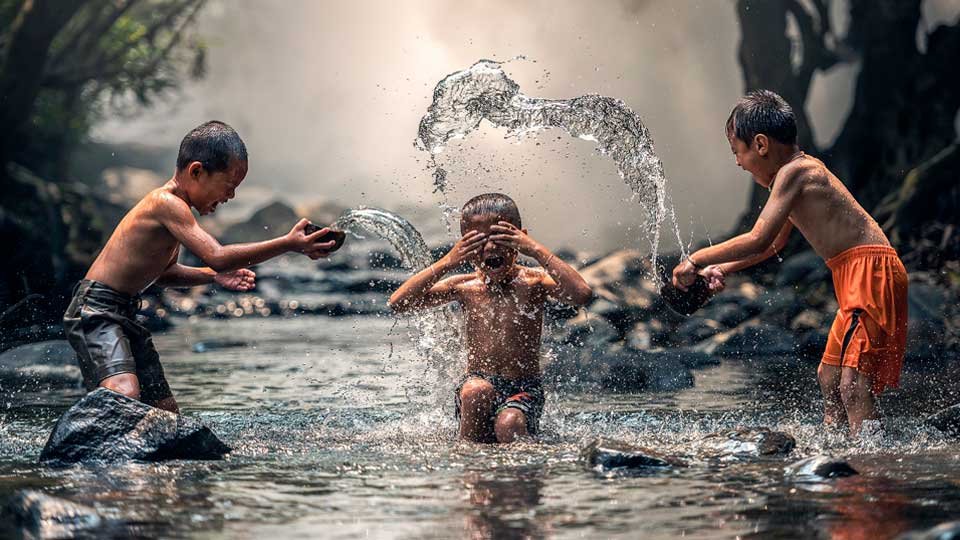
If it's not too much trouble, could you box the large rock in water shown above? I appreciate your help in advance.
[40,388,231,465]
[700,428,796,458]
[926,403,960,437]
[6,489,101,537]
[582,438,685,472]
[784,455,858,480]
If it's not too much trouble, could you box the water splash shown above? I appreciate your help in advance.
[333,207,466,402]
[415,58,682,274]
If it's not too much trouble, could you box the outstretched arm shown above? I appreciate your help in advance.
[156,264,257,292]
[717,221,793,274]
[489,222,593,305]
[673,165,803,288]
[156,192,336,272]
[388,230,486,313]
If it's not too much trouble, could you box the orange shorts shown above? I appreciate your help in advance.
[821,245,908,394]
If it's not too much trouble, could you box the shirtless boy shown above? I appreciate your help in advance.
[672,90,908,437]
[64,121,337,413]
[389,193,592,443]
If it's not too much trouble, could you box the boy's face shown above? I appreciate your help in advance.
[727,130,773,187]
[461,212,520,283]
[187,159,248,215]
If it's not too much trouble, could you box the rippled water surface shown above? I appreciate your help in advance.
[2,315,959,539]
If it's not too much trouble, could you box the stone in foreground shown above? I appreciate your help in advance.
[39,388,231,465]
[7,489,101,537]
[582,438,685,471]
[784,456,858,480]
[926,403,960,437]
[701,428,796,458]
[897,521,960,540]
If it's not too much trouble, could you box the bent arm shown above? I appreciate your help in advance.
[718,221,793,274]
[388,259,461,313]
[532,246,593,305]
[155,263,216,288]
[158,195,293,272]
[690,168,801,267]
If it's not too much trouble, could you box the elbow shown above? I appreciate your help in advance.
[570,284,594,306]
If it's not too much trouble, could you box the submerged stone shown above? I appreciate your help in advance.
[39,388,231,465]
[898,521,960,540]
[784,456,858,480]
[7,489,101,537]
[701,428,796,458]
[926,403,960,437]
[582,438,684,471]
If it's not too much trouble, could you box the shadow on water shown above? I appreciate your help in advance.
[1,315,959,539]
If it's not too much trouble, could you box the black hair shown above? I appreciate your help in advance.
[461,193,522,231]
[176,120,248,172]
[726,90,797,145]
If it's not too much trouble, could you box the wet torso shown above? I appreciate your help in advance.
[457,266,548,380]
[85,189,181,295]
[783,155,890,260]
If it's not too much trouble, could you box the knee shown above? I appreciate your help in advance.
[494,408,528,442]
[459,379,496,408]
[99,373,141,400]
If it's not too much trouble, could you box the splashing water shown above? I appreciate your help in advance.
[415,58,684,275]
[333,208,466,401]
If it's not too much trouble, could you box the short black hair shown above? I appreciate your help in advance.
[176,120,248,172]
[726,90,797,145]
[461,193,522,231]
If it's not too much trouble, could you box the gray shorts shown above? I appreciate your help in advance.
[63,280,172,403]
[455,372,545,434]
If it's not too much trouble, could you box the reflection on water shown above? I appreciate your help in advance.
[1,315,959,539]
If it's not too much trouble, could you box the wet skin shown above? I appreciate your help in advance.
[389,212,592,442]
[83,158,337,412]
[671,131,894,437]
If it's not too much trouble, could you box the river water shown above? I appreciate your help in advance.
[2,313,959,539]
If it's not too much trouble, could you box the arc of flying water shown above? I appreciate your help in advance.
[334,208,466,387]
[415,58,684,279]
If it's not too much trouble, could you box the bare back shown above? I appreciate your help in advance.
[85,188,181,294]
[780,156,889,259]
[454,267,550,380]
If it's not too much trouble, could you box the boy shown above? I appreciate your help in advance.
[672,90,908,437]
[389,193,592,443]
[63,121,337,414]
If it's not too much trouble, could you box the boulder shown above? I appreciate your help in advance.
[776,250,829,288]
[40,388,231,465]
[219,200,299,244]
[701,428,796,458]
[706,320,799,358]
[674,317,724,343]
[0,340,82,390]
[925,403,960,437]
[700,302,753,329]
[544,345,697,392]
[553,316,619,350]
[784,455,858,480]
[6,490,101,537]
[906,282,949,362]
[898,521,960,540]
[582,438,684,472]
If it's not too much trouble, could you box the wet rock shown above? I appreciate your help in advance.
[898,521,960,540]
[7,489,101,537]
[907,282,948,362]
[700,302,752,328]
[0,339,82,390]
[554,316,619,350]
[709,321,798,357]
[219,200,299,244]
[544,345,697,392]
[784,455,858,480]
[191,340,248,353]
[40,388,231,465]
[701,428,796,458]
[925,403,960,437]
[776,250,829,288]
[674,316,724,343]
[749,289,802,327]
[582,438,684,471]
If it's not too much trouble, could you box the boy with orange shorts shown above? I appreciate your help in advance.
[672,90,908,437]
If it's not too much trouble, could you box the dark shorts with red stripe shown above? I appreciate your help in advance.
[454,372,545,434]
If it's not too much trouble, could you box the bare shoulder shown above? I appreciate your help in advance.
[142,187,193,221]
[778,155,828,188]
